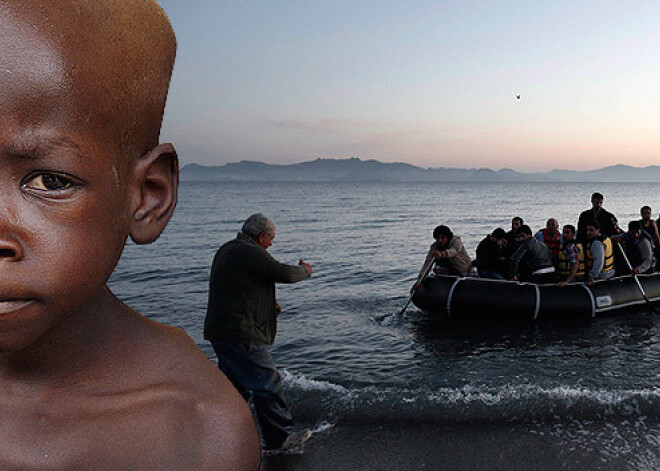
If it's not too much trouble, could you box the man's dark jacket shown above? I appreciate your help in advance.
[577,208,617,244]
[510,237,554,278]
[475,236,512,277]
[205,233,309,345]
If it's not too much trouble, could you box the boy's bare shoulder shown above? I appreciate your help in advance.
[132,314,228,389]
[113,312,262,470]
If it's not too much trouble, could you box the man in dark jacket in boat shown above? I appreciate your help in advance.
[639,206,660,271]
[505,216,524,256]
[577,192,617,244]
[510,225,556,283]
[475,228,513,279]
[205,213,313,451]
[612,220,655,275]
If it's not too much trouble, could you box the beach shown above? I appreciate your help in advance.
[263,420,635,470]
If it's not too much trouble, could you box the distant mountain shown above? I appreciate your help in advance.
[180,158,660,183]
[544,164,660,182]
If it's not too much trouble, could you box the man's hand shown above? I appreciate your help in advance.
[410,282,420,293]
[556,280,569,288]
[432,249,446,259]
[275,302,282,317]
[299,259,312,277]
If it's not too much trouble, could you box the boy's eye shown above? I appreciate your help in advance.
[23,174,74,191]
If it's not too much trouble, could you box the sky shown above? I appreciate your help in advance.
[158,1,660,172]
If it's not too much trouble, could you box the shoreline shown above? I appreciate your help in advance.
[263,421,634,471]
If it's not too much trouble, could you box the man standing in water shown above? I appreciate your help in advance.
[205,213,313,451]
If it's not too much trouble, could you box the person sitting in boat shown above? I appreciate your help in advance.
[584,221,615,285]
[414,225,472,287]
[505,216,524,256]
[639,206,660,270]
[611,216,624,236]
[510,225,556,283]
[612,221,655,275]
[475,228,512,280]
[556,225,585,287]
[577,192,618,244]
[639,206,660,246]
[535,218,563,267]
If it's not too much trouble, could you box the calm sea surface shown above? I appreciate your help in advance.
[110,182,660,468]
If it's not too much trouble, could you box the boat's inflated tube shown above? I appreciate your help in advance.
[412,273,660,322]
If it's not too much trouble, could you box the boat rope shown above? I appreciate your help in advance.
[446,278,462,317]
[533,284,541,320]
[582,284,596,318]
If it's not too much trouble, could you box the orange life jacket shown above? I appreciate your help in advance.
[540,229,561,256]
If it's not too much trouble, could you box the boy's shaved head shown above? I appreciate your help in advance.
[0,0,176,159]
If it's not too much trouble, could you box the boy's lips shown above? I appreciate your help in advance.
[0,299,34,316]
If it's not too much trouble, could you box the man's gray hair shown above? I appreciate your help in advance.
[242,213,276,238]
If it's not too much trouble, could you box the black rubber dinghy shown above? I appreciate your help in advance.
[411,274,660,322]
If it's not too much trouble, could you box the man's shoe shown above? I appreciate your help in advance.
[277,429,312,451]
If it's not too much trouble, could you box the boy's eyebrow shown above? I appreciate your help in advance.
[2,136,90,161]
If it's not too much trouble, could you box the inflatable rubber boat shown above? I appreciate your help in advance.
[411,273,660,321]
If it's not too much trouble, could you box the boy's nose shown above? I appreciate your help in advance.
[0,217,23,261]
[0,244,21,261]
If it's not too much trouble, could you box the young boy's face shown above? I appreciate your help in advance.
[562,227,575,242]
[0,15,134,352]
[586,225,599,240]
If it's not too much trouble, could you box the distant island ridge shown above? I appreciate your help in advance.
[180,158,660,183]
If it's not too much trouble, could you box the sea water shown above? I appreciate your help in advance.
[110,181,660,469]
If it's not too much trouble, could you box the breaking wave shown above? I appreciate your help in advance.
[282,371,660,424]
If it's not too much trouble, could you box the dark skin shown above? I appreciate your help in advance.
[0,1,260,469]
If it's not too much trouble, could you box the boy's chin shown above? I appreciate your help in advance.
[0,300,66,355]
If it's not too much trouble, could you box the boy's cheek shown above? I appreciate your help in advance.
[27,238,123,310]
[32,188,131,233]
[27,214,127,286]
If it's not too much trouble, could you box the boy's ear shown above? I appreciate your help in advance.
[129,143,179,244]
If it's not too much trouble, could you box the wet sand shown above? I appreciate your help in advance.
[263,421,629,471]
